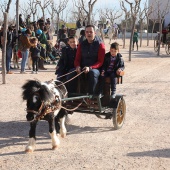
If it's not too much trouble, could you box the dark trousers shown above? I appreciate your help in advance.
[6,46,13,72]
[62,68,100,95]
[32,57,39,71]
[87,69,100,95]
[133,41,138,50]
[99,72,117,94]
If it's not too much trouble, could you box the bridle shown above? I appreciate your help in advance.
[26,92,60,121]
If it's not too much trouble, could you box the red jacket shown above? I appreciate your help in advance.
[74,37,105,69]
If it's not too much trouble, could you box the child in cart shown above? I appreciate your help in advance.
[99,42,125,99]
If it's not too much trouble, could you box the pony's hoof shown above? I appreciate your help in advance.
[52,145,58,150]
[25,149,34,153]
[61,134,66,138]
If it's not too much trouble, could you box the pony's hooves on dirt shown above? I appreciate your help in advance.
[25,149,34,153]
[61,134,66,138]
[52,146,58,150]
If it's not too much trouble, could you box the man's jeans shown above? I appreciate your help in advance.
[87,69,100,95]
[21,50,29,72]
[6,46,13,72]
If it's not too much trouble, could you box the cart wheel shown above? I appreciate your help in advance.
[154,35,159,52]
[112,97,126,130]
[165,43,170,55]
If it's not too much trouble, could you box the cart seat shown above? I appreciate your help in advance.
[105,71,125,84]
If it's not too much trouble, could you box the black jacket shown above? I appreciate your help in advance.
[57,46,77,72]
[30,44,41,58]
[102,52,125,73]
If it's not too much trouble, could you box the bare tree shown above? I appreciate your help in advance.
[154,0,170,56]
[100,7,122,27]
[36,0,51,19]
[124,0,142,61]
[51,0,69,39]
[27,0,38,21]
[0,0,8,13]
[1,0,12,84]
[78,0,98,24]
[120,1,130,48]
[20,3,31,19]
[138,6,146,47]
[145,2,153,46]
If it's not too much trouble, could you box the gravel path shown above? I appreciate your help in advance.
[0,38,170,170]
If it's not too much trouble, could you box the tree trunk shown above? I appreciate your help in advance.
[146,17,149,46]
[16,0,19,45]
[129,19,136,61]
[140,21,143,47]
[57,14,60,40]
[157,19,162,56]
[151,22,156,40]
[123,17,127,49]
[2,12,8,84]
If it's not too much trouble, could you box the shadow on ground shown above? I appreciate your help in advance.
[127,149,170,158]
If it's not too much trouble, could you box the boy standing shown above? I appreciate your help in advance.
[30,38,41,74]
[100,42,125,99]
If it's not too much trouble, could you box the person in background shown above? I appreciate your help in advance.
[132,29,138,51]
[76,19,82,29]
[30,37,41,74]
[78,30,86,44]
[162,27,168,47]
[38,26,48,70]
[26,15,31,27]
[19,29,34,73]
[83,18,88,27]
[1,26,14,74]
[99,42,125,99]
[19,14,25,29]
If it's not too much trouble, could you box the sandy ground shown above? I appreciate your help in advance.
[0,38,170,170]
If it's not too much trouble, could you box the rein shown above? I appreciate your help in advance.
[60,101,83,112]
[57,69,77,79]
[57,70,86,87]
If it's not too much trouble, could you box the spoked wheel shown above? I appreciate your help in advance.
[112,97,126,130]
[154,35,159,52]
[165,43,170,55]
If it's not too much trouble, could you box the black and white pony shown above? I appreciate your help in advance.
[22,79,69,153]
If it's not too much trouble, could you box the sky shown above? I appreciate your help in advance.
[4,0,147,23]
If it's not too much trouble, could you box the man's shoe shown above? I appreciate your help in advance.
[10,66,14,69]
[7,71,14,74]
[98,93,104,98]
[111,92,116,99]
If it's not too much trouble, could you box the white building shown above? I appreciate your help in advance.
[149,0,170,27]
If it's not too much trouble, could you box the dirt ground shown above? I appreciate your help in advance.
[0,38,170,170]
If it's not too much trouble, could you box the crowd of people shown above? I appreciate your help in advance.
[0,14,54,74]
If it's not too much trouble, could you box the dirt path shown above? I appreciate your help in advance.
[0,39,170,170]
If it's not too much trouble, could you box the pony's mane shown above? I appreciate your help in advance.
[22,80,54,105]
